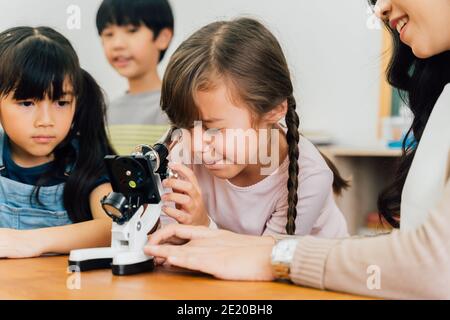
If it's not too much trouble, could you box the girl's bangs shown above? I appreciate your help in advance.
[0,38,80,101]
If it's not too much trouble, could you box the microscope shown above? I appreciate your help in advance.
[68,127,181,276]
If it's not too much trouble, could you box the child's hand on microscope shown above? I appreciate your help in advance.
[161,162,211,226]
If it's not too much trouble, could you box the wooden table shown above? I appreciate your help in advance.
[0,256,368,300]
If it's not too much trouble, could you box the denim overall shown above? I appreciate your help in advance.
[0,131,73,229]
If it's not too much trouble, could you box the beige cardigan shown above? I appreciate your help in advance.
[289,176,450,299]
[287,86,450,299]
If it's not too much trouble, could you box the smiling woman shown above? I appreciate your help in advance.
[372,0,450,58]
[371,0,450,228]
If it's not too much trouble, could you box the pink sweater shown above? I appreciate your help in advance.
[193,136,348,237]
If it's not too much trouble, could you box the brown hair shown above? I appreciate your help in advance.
[161,18,348,234]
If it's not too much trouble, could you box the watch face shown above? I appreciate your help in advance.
[274,239,298,261]
[271,239,298,280]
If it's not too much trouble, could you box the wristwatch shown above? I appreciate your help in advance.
[271,238,299,280]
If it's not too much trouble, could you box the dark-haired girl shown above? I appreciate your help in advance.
[157,18,349,237]
[0,27,115,258]
[146,1,450,299]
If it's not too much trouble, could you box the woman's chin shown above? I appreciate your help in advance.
[412,47,434,59]
[410,41,442,59]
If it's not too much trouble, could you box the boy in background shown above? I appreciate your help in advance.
[96,0,174,154]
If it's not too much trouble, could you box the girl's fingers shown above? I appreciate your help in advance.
[162,192,192,208]
[168,163,201,193]
[163,178,197,198]
[147,224,215,246]
[162,206,191,224]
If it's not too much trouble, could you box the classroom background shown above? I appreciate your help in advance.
[0,0,401,235]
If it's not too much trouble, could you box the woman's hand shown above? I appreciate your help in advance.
[144,224,276,281]
[161,163,210,226]
[0,228,42,259]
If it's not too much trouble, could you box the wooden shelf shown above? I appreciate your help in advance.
[318,144,400,235]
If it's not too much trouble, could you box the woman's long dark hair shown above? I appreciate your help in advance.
[161,18,348,235]
[0,27,115,223]
[369,1,450,228]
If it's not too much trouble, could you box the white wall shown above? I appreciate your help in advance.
[0,0,382,146]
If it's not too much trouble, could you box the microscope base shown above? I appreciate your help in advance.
[68,247,155,276]
[68,258,113,272]
[112,258,154,276]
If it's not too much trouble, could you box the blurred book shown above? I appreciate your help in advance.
[359,211,393,236]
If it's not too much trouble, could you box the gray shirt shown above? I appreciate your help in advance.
[108,90,168,125]
[107,90,169,155]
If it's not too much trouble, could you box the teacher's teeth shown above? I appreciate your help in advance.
[396,17,409,34]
